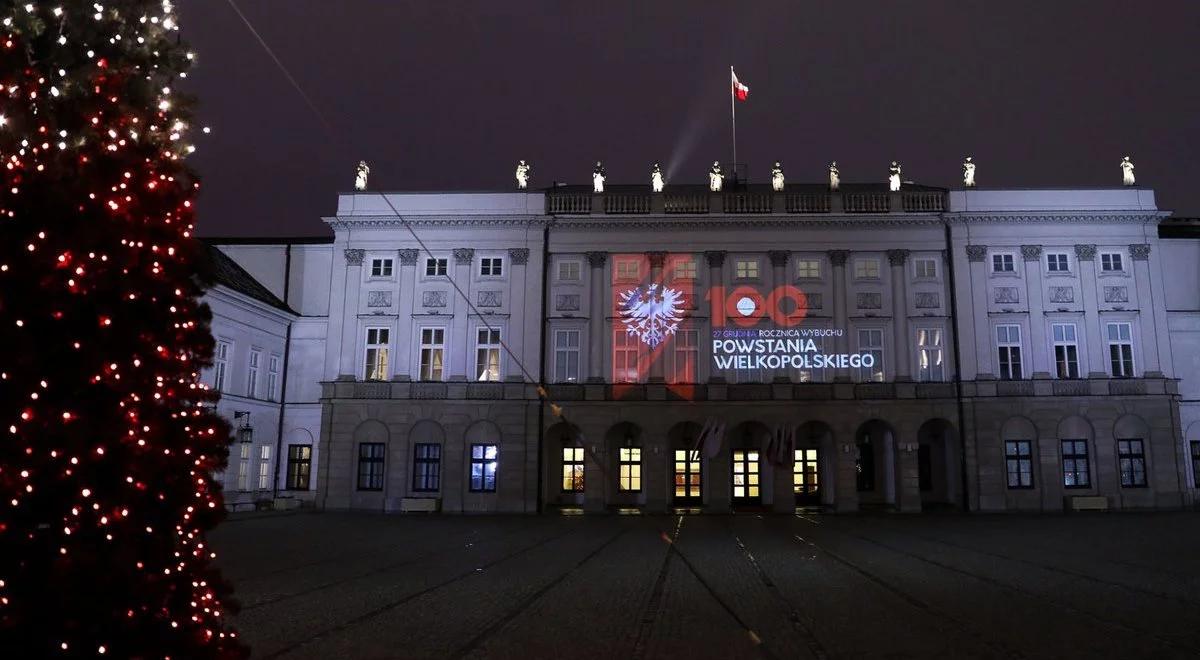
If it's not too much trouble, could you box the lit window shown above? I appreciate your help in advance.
[363,327,390,381]
[213,340,231,392]
[673,448,702,500]
[735,259,759,279]
[247,349,261,397]
[618,446,642,492]
[475,327,502,382]
[795,335,825,383]
[1047,252,1069,273]
[1061,440,1090,488]
[615,259,639,280]
[854,258,880,279]
[257,445,272,490]
[1117,439,1146,487]
[558,260,581,281]
[267,354,280,401]
[286,445,312,490]
[1100,252,1124,272]
[470,444,499,492]
[412,443,441,492]
[916,328,944,382]
[1106,322,1134,377]
[914,258,937,279]
[1052,323,1080,379]
[554,329,580,383]
[673,257,698,280]
[732,449,760,499]
[1005,440,1033,489]
[370,258,393,278]
[562,446,584,492]
[236,442,250,491]
[796,258,821,279]
[992,254,1015,273]
[857,329,884,382]
[419,327,445,381]
[425,257,448,277]
[996,325,1023,380]
[480,257,503,277]
[357,443,385,491]
[673,329,698,383]
[793,448,820,497]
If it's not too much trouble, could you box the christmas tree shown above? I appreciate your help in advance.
[0,2,244,657]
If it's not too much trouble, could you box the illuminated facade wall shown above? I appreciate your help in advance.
[210,185,1199,513]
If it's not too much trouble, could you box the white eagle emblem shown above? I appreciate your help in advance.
[618,284,684,348]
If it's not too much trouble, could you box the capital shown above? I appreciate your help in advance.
[826,250,849,267]
[1128,243,1151,261]
[886,249,910,266]
[508,248,530,265]
[1074,244,1096,261]
[1020,245,1042,262]
[453,248,475,265]
[398,248,419,265]
[965,245,987,262]
[704,250,727,268]
[768,250,791,267]
[585,251,608,267]
[344,248,365,266]
[646,251,667,267]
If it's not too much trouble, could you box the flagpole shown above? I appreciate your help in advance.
[730,66,737,168]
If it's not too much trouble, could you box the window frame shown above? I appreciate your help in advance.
[913,257,937,279]
[553,328,581,383]
[916,326,944,382]
[479,256,504,277]
[363,326,391,381]
[618,445,642,492]
[856,328,885,382]
[1052,322,1080,379]
[474,326,502,382]
[614,258,640,281]
[613,328,640,383]
[1191,441,1200,489]
[267,354,280,401]
[1004,440,1034,489]
[213,339,232,392]
[285,444,312,490]
[1046,252,1070,274]
[996,324,1024,380]
[1100,251,1125,273]
[1106,321,1134,378]
[424,257,448,277]
[412,443,442,492]
[247,348,262,398]
[673,327,699,384]
[469,443,499,493]
[672,256,698,281]
[418,326,446,381]
[561,445,585,493]
[991,252,1016,274]
[257,445,272,490]
[357,442,386,491]
[1117,439,1147,488]
[236,442,251,491]
[795,257,821,280]
[854,258,881,280]
[1061,439,1091,489]
[734,259,760,280]
[557,259,581,282]
[369,257,394,279]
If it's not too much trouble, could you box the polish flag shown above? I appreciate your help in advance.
[732,69,750,101]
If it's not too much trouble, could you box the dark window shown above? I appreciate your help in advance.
[425,258,447,277]
[992,253,1014,273]
[1117,439,1147,488]
[480,257,503,277]
[357,442,385,491]
[1061,440,1090,488]
[370,258,393,278]
[470,444,498,492]
[286,444,312,490]
[917,445,932,492]
[1192,441,1200,488]
[1005,440,1034,489]
[412,443,441,492]
[561,446,584,492]
[856,437,875,492]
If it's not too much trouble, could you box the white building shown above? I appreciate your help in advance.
[202,180,1200,513]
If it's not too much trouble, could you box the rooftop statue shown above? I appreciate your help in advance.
[771,161,785,192]
[709,161,723,192]
[592,161,606,193]
[354,160,370,191]
[829,161,840,191]
[888,161,902,192]
[515,160,531,190]
[651,163,664,193]
[963,156,976,188]
[1121,156,1135,186]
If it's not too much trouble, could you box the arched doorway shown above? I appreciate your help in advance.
[916,418,960,509]
[667,421,704,506]
[855,419,896,507]
[795,421,834,507]
[728,421,770,507]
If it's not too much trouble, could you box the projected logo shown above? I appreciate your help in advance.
[617,284,685,348]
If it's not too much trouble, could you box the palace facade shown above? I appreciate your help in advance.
[201,181,1200,514]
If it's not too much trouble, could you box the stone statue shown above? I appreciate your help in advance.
[770,161,785,192]
[1121,156,1135,186]
[592,161,606,193]
[709,161,723,192]
[888,161,902,192]
[651,162,664,193]
[354,160,370,191]
[515,160,531,189]
[963,156,976,188]
[829,161,840,191]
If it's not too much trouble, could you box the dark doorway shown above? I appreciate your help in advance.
[917,444,933,492]
[856,436,875,492]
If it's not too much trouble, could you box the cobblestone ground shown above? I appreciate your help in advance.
[210,511,1200,660]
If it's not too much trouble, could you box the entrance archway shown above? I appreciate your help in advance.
[855,419,897,507]
[916,418,960,509]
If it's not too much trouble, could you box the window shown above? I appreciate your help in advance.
[562,446,584,492]
[996,325,1023,380]
[470,444,499,492]
[213,340,231,392]
[364,327,390,381]
[247,349,261,397]
[1046,252,1069,273]
[480,257,503,277]
[916,328,944,382]
[854,258,880,279]
[992,253,1014,273]
[1052,323,1080,379]
[794,448,820,497]
[553,329,580,383]
[257,445,272,490]
[558,260,581,281]
[412,443,441,492]
[795,335,825,383]
[1106,322,1134,378]
[618,446,642,492]
[475,327,502,382]
[673,329,698,383]
[1192,441,1200,489]
[796,258,821,279]
[1100,252,1124,272]
[613,329,639,383]
[267,354,280,401]
[735,259,759,279]
[615,259,639,280]
[857,329,884,382]
[1117,439,1147,488]
[236,443,250,491]
[370,257,393,278]
[1005,440,1033,489]
[357,443,385,491]
[419,327,445,381]
[286,445,312,490]
[670,257,697,281]
[425,257,448,277]
[914,258,937,279]
[1061,440,1090,488]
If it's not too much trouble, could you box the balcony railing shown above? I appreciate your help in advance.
[663,192,710,214]
[544,189,946,216]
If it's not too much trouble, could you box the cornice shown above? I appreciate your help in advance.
[550,214,945,230]
[323,215,552,229]
[944,211,1168,225]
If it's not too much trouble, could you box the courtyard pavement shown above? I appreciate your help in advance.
[210,510,1200,660]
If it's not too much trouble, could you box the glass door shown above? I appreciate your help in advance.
[673,449,702,505]
[731,449,761,505]
[794,447,820,505]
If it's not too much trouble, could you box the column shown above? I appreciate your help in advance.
[324,246,351,378]
[338,248,365,378]
[827,250,850,381]
[769,250,790,382]
[647,251,667,382]
[704,251,726,383]
[507,248,530,381]
[1075,244,1105,377]
[966,245,993,378]
[1021,245,1050,377]
[449,248,474,381]
[887,249,911,380]
[395,249,419,380]
[586,251,608,382]
[1129,244,1162,376]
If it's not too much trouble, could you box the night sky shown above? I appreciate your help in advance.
[180,1,1200,238]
